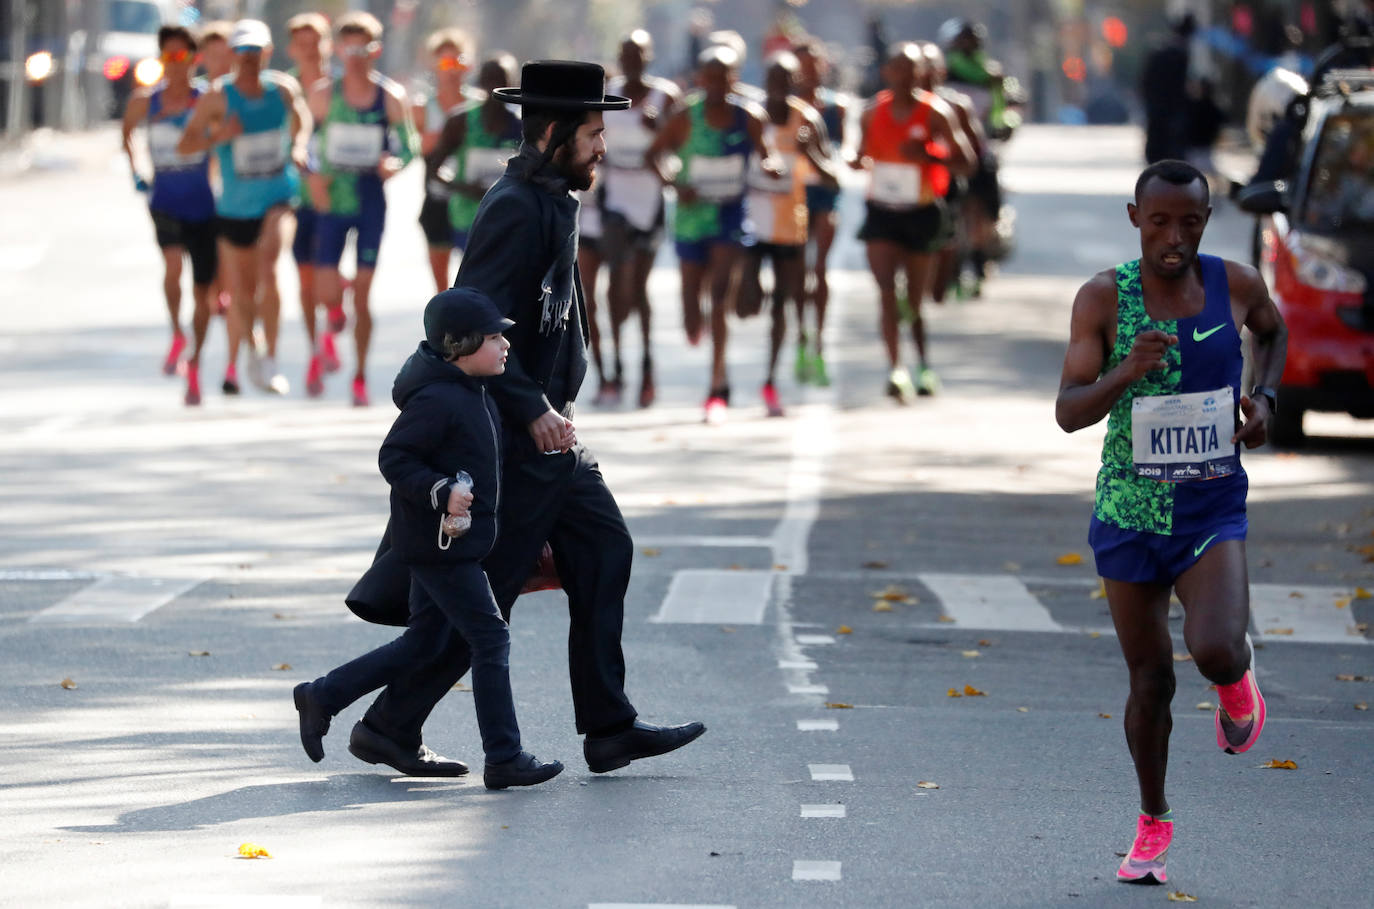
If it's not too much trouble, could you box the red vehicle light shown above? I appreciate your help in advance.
[104,56,130,80]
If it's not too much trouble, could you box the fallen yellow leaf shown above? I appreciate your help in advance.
[727,564,743,571]
[1167,892,1198,903]
[1196,701,1215,710]
[1335,598,1352,609]
[773,564,789,571]
[1336,673,1371,682]
[836,625,853,635]
[936,614,956,623]
[1261,759,1298,770]
[641,547,661,557]
[237,843,271,859]
[59,677,76,690]
[1016,706,1029,713]
[915,781,940,789]
[1356,587,1372,600]
[721,626,737,633]
[872,601,894,613]
[272,613,289,620]
[1088,631,1102,639]
[978,639,993,647]
[1098,713,1113,719]
[1355,702,1368,711]
[1056,552,1083,566]
[1089,580,1107,600]
[947,688,962,698]
[1263,628,1295,636]
[188,650,210,656]
[862,560,888,569]
[1173,652,1194,662]
[963,684,987,697]
[825,702,853,710]
[1289,590,1304,599]
[961,650,981,658]
[451,681,470,691]
[271,664,292,671]
[871,585,910,602]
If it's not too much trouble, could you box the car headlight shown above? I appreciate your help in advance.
[25,51,54,82]
[1289,234,1368,294]
[133,57,163,87]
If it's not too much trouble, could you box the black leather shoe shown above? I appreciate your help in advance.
[292,682,330,763]
[483,751,564,790]
[584,720,706,773]
[347,721,469,777]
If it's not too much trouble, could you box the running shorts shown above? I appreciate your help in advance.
[805,184,840,216]
[1089,512,1248,586]
[858,202,946,254]
[674,201,745,265]
[292,205,317,265]
[151,210,218,285]
[217,214,267,249]
[418,194,451,247]
[601,208,664,266]
[314,205,387,270]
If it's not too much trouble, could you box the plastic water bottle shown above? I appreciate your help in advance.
[441,470,473,538]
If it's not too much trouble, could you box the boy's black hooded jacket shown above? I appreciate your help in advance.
[378,341,502,564]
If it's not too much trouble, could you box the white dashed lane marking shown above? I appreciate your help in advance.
[792,860,843,882]
[918,573,1064,632]
[651,569,773,624]
[808,764,854,782]
[800,804,846,818]
[31,575,204,623]
[788,683,829,695]
[797,719,839,732]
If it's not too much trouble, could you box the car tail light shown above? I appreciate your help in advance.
[1288,233,1368,295]
[133,57,163,87]
[103,55,130,80]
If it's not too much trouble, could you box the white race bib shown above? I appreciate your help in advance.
[231,129,286,178]
[603,169,664,233]
[747,154,796,194]
[465,146,509,188]
[1131,386,1239,482]
[868,161,922,207]
[688,154,746,201]
[149,121,205,171]
[604,123,654,170]
[325,121,385,170]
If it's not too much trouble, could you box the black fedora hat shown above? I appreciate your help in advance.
[492,60,630,110]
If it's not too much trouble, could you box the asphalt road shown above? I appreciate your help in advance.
[0,124,1371,909]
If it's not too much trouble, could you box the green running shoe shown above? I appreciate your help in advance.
[916,365,941,396]
[794,343,812,384]
[886,367,914,404]
[811,351,831,387]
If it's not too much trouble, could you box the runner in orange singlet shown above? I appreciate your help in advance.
[852,43,973,401]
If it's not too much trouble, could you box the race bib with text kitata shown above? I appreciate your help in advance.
[1131,386,1238,482]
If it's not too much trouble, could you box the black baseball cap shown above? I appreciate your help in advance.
[423,287,514,351]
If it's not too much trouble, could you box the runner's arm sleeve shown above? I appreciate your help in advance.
[378,395,455,512]
[456,192,555,426]
[389,117,418,167]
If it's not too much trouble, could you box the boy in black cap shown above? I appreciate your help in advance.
[293,287,563,790]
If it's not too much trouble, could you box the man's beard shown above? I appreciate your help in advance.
[553,145,597,192]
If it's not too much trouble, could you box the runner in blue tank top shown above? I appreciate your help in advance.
[121,25,218,404]
[180,19,310,398]
[1056,160,1288,886]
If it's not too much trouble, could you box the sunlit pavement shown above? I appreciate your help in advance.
[0,125,1370,908]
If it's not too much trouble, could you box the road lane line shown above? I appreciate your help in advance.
[797,719,839,732]
[795,634,835,645]
[650,569,773,624]
[589,905,736,909]
[808,764,853,781]
[778,659,819,670]
[792,860,842,881]
[918,573,1064,632]
[801,804,846,818]
[1250,584,1370,644]
[171,898,322,908]
[635,534,773,548]
[31,575,203,623]
[788,683,829,695]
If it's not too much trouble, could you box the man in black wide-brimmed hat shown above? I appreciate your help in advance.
[345,60,706,776]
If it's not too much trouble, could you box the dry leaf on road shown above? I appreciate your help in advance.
[936,614,956,623]
[836,625,853,635]
[272,664,292,671]
[188,650,210,656]
[915,781,940,789]
[961,650,981,658]
[1263,628,1294,636]
[978,639,993,647]
[1056,552,1083,566]
[1098,713,1113,719]
[963,684,987,696]
[1336,674,1371,682]
[59,677,76,690]
[1261,759,1298,770]
[947,688,962,698]
[825,702,853,710]
[641,548,661,557]
[1016,706,1029,713]
[1355,702,1368,711]
[1166,892,1198,903]
[720,626,737,633]
[1196,701,1215,710]
[872,602,894,613]
[1090,580,1107,600]
[1335,597,1352,609]
[870,585,911,602]
[1355,587,1371,600]
[237,843,271,859]
[862,560,888,569]
[1173,652,1194,662]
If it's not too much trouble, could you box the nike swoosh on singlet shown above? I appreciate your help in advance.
[1192,323,1225,342]
[1193,533,1220,558]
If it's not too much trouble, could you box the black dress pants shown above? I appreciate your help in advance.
[362,444,639,743]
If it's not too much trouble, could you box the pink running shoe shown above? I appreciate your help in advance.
[163,333,187,376]
[703,394,727,425]
[305,356,325,398]
[184,364,201,406]
[761,381,784,418]
[1216,667,1266,754]
[319,331,342,373]
[1117,813,1171,884]
[351,375,369,407]
[327,303,347,334]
